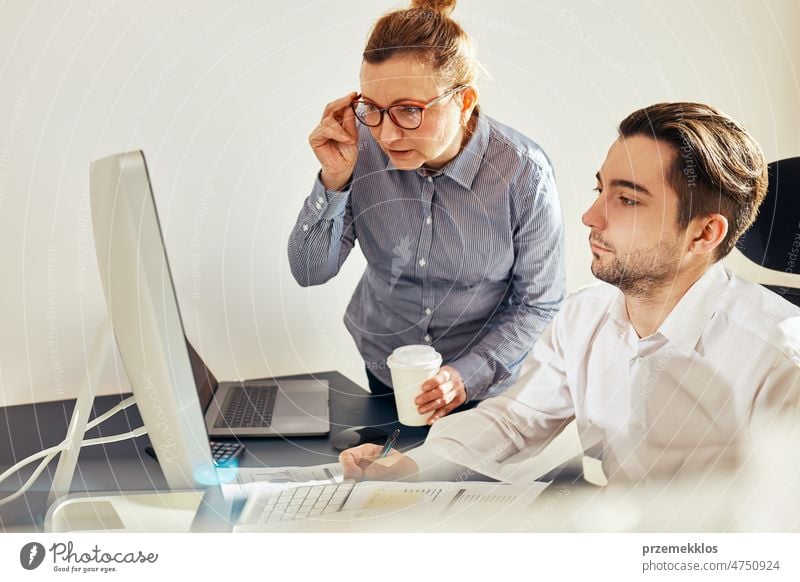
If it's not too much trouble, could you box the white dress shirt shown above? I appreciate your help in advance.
[406,263,800,483]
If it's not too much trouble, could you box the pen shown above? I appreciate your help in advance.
[379,429,400,459]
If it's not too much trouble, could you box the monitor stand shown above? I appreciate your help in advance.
[43,319,225,532]
[45,490,205,532]
[47,318,112,508]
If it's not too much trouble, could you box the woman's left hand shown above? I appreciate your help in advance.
[415,365,467,424]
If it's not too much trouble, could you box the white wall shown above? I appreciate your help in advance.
[0,0,798,406]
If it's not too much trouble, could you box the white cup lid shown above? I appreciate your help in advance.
[388,345,442,368]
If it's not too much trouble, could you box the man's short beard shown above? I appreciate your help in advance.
[591,246,682,298]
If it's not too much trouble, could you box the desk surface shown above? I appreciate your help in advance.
[0,371,429,532]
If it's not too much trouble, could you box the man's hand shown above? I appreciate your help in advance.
[416,365,467,424]
[339,444,418,481]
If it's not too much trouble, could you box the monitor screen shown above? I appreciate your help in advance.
[185,340,217,413]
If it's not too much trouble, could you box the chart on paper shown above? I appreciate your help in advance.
[343,481,548,514]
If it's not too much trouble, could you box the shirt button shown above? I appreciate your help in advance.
[317,196,324,203]
[418,258,427,267]
[424,307,432,315]
[632,356,644,365]
[427,176,433,183]
[302,224,309,232]
[315,202,322,210]
[424,334,432,343]
[632,420,644,432]
[425,216,432,225]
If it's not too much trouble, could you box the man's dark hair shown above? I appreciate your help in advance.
[619,102,768,259]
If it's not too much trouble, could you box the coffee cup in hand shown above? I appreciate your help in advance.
[387,345,442,426]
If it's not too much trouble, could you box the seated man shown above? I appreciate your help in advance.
[340,102,800,484]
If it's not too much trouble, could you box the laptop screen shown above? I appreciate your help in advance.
[185,339,218,413]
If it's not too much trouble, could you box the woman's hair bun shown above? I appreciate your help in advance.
[365,0,477,91]
[411,0,456,17]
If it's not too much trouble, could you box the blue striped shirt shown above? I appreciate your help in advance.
[288,112,565,400]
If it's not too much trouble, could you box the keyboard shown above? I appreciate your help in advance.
[210,440,245,467]
[216,384,277,428]
[241,480,356,525]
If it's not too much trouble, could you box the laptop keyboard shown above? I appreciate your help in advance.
[245,481,356,525]
[216,384,278,428]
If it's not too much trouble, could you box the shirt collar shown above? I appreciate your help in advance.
[607,287,629,331]
[384,111,491,190]
[605,262,729,356]
[657,262,729,356]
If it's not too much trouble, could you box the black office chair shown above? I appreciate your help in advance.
[735,156,800,308]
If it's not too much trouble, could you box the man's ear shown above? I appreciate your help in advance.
[689,213,728,256]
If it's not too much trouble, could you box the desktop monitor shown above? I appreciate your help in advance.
[89,150,215,489]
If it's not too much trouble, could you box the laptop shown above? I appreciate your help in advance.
[185,340,330,437]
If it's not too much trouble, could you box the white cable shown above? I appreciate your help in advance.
[82,426,147,447]
[0,442,69,485]
[0,452,60,507]
[85,395,137,431]
[0,425,147,507]
[0,426,147,488]
[0,397,140,486]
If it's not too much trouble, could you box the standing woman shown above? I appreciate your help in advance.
[288,0,565,423]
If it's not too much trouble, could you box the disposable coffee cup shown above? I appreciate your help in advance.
[386,345,443,426]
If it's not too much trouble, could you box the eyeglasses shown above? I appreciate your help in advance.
[351,85,467,130]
